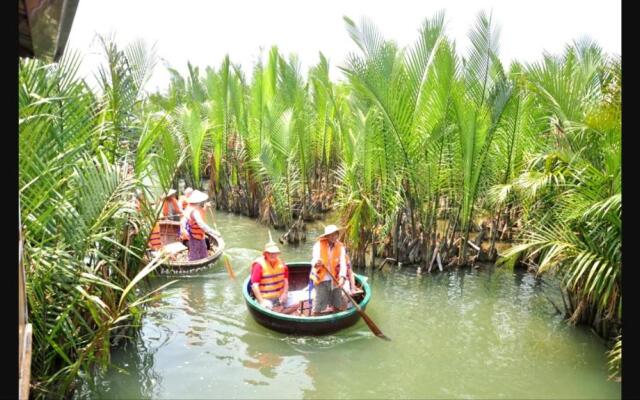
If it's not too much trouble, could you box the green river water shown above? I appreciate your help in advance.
[77,210,620,399]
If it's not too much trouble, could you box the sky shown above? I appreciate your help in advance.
[66,0,621,93]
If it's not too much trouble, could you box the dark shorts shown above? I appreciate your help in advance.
[312,280,345,312]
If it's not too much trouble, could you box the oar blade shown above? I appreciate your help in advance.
[223,255,236,280]
[320,264,390,341]
[357,308,391,341]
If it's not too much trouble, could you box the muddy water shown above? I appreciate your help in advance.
[76,210,620,399]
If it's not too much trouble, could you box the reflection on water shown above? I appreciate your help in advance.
[75,211,620,399]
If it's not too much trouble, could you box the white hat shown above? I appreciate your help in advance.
[165,189,177,198]
[264,241,281,253]
[319,224,342,238]
[187,190,209,204]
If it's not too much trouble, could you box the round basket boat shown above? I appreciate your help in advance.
[243,262,371,335]
[155,220,225,274]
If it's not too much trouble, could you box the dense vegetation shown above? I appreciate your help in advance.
[19,11,621,397]
[19,38,185,397]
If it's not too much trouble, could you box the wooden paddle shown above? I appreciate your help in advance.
[222,255,236,280]
[318,264,390,341]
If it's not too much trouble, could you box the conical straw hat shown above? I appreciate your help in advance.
[264,241,281,253]
[318,224,343,239]
[186,190,209,203]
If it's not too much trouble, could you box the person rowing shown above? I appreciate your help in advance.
[183,190,219,260]
[309,225,349,315]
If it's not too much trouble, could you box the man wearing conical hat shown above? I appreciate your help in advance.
[183,190,219,260]
[309,225,348,315]
[250,239,289,310]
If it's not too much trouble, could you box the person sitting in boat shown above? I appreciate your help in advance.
[309,225,349,315]
[250,241,289,310]
[180,193,213,250]
[178,187,193,210]
[184,190,219,261]
[161,189,182,221]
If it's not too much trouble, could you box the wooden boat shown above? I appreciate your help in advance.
[243,262,371,335]
[155,220,225,274]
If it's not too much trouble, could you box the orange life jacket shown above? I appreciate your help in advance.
[179,207,203,241]
[310,239,343,285]
[186,207,205,240]
[162,197,181,217]
[254,255,286,299]
[148,222,162,250]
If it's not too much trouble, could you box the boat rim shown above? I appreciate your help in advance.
[157,220,226,268]
[242,261,372,323]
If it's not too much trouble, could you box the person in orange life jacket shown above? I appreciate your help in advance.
[184,190,219,260]
[179,214,211,250]
[180,191,212,250]
[161,189,182,221]
[309,225,348,315]
[250,241,289,310]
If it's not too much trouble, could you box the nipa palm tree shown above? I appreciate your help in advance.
[19,36,185,398]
